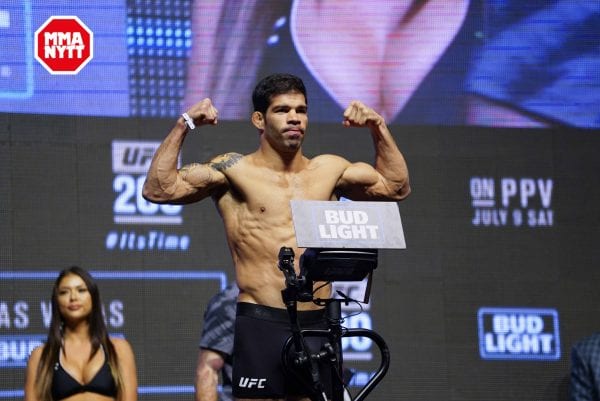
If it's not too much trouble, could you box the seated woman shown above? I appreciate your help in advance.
[24,266,137,401]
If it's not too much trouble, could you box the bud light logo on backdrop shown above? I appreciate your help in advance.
[478,307,560,361]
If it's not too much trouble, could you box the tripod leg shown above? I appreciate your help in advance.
[325,300,347,401]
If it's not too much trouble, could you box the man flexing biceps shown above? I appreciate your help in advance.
[143,73,410,401]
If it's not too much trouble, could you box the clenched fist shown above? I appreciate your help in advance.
[342,100,385,128]
[185,98,219,127]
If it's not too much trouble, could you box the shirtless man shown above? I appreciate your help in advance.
[143,73,410,400]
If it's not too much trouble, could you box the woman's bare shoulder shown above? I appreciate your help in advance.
[110,337,134,353]
[30,344,45,358]
[26,344,45,368]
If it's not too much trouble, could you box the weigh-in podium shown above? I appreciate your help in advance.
[277,200,406,401]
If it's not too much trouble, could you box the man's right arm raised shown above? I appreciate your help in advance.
[142,98,226,204]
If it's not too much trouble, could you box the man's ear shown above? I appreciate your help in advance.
[251,111,265,131]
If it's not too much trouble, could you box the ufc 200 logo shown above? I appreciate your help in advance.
[238,377,266,388]
[111,140,182,224]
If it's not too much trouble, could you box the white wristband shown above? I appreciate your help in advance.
[181,112,195,130]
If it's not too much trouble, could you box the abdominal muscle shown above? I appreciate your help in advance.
[218,192,331,311]
[215,153,345,310]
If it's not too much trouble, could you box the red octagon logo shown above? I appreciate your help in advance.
[34,16,94,75]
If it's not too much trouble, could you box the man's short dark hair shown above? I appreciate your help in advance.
[252,73,307,115]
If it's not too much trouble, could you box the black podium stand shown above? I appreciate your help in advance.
[278,247,390,401]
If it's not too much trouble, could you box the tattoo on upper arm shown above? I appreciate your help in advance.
[179,163,213,185]
[209,152,243,172]
[180,163,202,178]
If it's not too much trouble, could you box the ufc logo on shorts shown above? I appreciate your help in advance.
[239,377,266,388]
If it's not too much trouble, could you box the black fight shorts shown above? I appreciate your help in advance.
[232,302,332,399]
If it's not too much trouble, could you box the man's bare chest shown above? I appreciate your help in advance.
[229,168,338,203]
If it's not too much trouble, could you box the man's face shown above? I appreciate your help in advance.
[262,92,308,152]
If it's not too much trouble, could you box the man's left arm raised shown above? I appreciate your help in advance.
[337,100,410,201]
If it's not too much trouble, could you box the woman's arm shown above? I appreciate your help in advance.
[24,346,43,401]
[112,338,138,401]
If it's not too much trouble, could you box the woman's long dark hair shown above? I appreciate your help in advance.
[34,266,123,401]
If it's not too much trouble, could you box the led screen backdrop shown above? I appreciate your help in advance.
[1,1,600,401]
[0,0,598,126]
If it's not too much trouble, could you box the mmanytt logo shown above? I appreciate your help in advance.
[34,16,93,75]
[478,307,560,361]
[470,177,553,228]
[238,377,266,389]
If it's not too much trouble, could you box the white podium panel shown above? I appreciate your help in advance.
[290,200,406,249]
